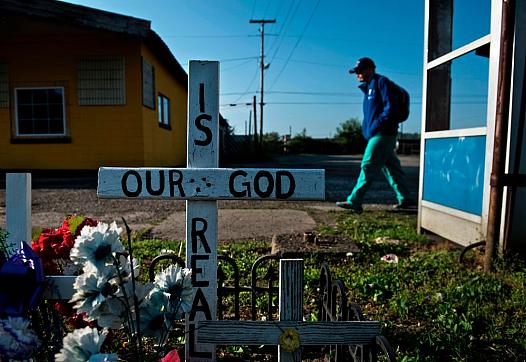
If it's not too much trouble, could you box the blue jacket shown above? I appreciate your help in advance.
[359,73,399,140]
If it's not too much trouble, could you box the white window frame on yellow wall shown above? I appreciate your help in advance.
[157,93,171,129]
[14,86,67,137]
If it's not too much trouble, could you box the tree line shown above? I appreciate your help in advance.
[222,118,420,162]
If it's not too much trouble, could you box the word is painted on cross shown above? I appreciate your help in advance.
[185,60,220,361]
[96,60,325,361]
[97,167,324,200]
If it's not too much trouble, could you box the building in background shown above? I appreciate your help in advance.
[0,0,188,169]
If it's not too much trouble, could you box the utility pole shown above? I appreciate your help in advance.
[248,110,252,136]
[253,95,258,149]
[249,19,275,147]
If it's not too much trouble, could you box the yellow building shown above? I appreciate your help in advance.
[0,0,188,170]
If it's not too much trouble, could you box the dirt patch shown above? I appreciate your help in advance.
[152,209,318,242]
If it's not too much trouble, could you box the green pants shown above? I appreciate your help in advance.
[348,134,409,206]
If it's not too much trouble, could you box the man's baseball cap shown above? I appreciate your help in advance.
[349,57,376,74]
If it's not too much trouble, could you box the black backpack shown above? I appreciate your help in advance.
[391,81,410,123]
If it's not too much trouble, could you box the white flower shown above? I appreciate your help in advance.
[139,295,171,341]
[70,266,117,319]
[117,254,140,280]
[71,221,124,269]
[98,281,154,329]
[55,327,118,362]
[118,280,154,305]
[0,317,40,359]
[95,298,127,329]
[153,265,193,316]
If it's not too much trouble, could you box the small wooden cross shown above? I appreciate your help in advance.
[196,259,380,362]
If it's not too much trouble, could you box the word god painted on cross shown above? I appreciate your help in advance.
[96,60,325,362]
[97,167,324,201]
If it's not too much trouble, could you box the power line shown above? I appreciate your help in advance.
[220,56,259,62]
[221,100,486,107]
[267,0,301,56]
[249,0,257,19]
[222,58,257,72]
[160,34,253,38]
[221,89,487,98]
[268,0,321,90]
[230,68,259,104]
[262,0,273,18]
[222,90,358,97]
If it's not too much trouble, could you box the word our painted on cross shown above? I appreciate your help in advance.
[97,167,325,200]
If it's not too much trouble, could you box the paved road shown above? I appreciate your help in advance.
[227,153,420,203]
[0,154,420,241]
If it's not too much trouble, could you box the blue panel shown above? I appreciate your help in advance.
[423,136,486,215]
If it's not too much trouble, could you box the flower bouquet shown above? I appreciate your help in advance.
[1,217,193,362]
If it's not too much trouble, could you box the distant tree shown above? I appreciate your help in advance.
[263,132,281,143]
[262,132,283,154]
[287,128,314,154]
[334,118,366,154]
[295,128,310,139]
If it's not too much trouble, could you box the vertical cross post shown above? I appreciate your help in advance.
[279,259,304,362]
[185,60,219,361]
[5,173,32,249]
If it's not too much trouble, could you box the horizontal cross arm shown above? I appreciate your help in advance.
[196,320,380,346]
[97,167,325,200]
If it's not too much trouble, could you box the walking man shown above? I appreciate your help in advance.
[336,57,414,213]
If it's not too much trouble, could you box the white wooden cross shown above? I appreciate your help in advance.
[97,61,325,361]
[4,173,75,298]
[5,173,32,250]
[196,259,380,362]
[2,62,324,361]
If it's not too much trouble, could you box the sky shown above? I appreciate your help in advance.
[60,0,490,138]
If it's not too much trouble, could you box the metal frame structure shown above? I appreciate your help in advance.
[419,0,503,247]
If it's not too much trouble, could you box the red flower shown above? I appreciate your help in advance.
[55,224,75,259]
[31,216,98,275]
[73,217,98,237]
[32,225,72,274]
[54,300,74,316]
[54,302,97,329]
[67,312,95,329]
[161,349,180,362]
[32,227,58,258]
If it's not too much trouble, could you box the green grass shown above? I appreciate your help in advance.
[131,210,526,361]
[318,211,526,361]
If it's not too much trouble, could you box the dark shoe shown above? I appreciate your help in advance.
[336,201,363,213]
[394,200,417,209]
